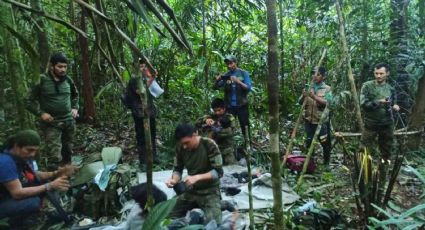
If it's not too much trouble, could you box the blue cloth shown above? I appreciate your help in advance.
[0,151,41,219]
[218,68,252,107]
[0,152,19,184]
[0,196,41,219]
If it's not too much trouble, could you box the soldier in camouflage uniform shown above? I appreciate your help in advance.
[196,98,236,165]
[360,63,400,160]
[27,52,79,169]
[166,123,223,224]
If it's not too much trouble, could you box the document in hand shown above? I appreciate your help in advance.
[149,79,164,98]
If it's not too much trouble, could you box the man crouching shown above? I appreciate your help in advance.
[166,123,223,224]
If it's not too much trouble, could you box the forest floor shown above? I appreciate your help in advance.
[64,122,425,229]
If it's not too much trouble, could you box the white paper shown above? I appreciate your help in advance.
[148,80,164,98]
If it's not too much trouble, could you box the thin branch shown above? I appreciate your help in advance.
[142,0,190,52]
[2,0,87,38]
[0,20,38,59]
[155,0,192,54]
[73,0,156,72]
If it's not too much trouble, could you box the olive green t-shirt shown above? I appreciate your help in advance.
[173,137,223,191]
[27,73,79,121]
[360,80,394,127]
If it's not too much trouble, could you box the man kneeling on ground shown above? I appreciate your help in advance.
[0,130,77,225]
[165,123,223,224]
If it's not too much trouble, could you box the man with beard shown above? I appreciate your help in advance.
[360,63,400,160]
[27,52,79,169]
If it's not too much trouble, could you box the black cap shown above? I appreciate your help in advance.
[224,55,237,63]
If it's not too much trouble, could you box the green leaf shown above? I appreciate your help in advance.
[142,198,177,230]
[72,161,104,186]
[196,57,207,73]
[371,203,393,218]
[130,0,154,28]
[123,70,131,82]
[101,147,122,166]
[403,223,425,230]
[95,81,114,101]
[399,203,425,219]
[406,165,425,184]
[388,201,402,213]
[379,219,416,227]
[367,217,389,230]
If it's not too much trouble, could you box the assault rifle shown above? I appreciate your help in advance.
[34,174,72,224]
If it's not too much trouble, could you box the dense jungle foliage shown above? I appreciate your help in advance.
[1,0,425,229]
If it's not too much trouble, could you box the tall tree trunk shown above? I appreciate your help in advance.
[78,1,96,121]
[201,0,208,87]
[359,0,369,87]
[335,0,364,132]
[1,3,30,129]
[390,0,410,125]
[266,0,283,229]
[30,0,49,73]
[278,0,286,117]
[407,0,425,148]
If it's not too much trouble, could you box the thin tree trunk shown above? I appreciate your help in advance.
[96,0,119,69]
[201,0,208,86]
[244,127,255,230]
[78,1,96,121]
[390,0,411,125]
[278,0,285,117]
[266,0,283,228]
[407,0,425,148]
[335,0,364,132]
[1,3,30,129]
[296,107,329,189]
[138,73,154,208]
[30,0,49,72]
[359,0,369,88]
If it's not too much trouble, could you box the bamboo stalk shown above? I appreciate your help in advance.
[335,0,364,132]
[295,106,329,190]
[334,130,421,137]
[244,126,255,230]
[282,48,327,167]
[338,137,363,218]
[383,133,407,206]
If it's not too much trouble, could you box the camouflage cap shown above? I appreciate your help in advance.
[224,55,237,63]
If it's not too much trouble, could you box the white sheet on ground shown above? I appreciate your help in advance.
[137,165,299,211]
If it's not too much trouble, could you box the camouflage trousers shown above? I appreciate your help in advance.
[221,147,236,165]
[170,187,222,224]
[360,125,395,160]
[40,119,75,169]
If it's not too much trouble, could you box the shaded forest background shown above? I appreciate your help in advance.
[1,0,425,142]
[1,0,425,228]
